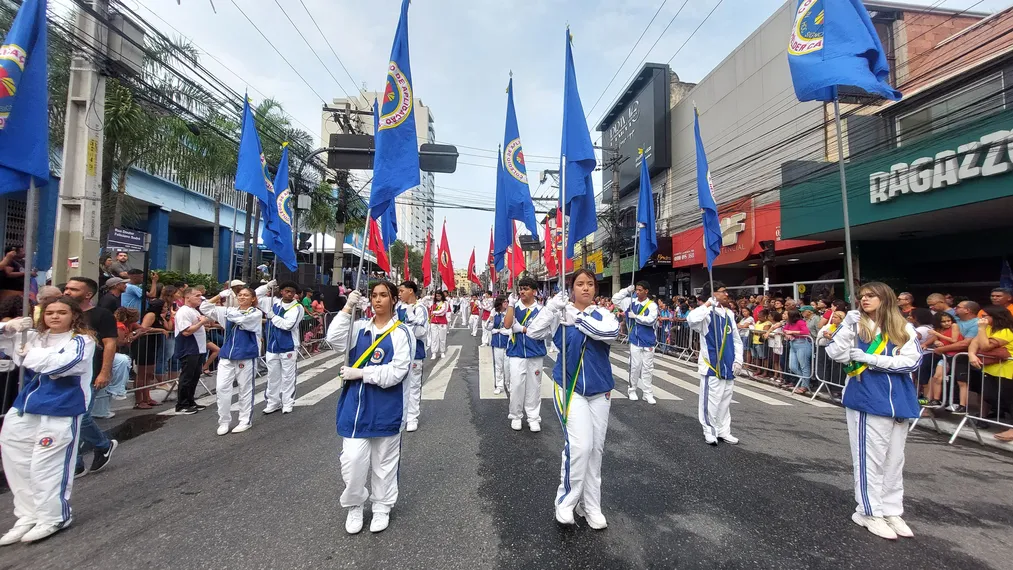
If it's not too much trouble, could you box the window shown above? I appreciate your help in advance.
[896,73,1005,145]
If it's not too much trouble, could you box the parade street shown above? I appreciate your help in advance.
[2,328,1011,570]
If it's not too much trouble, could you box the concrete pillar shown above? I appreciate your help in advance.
[147,206,169,270]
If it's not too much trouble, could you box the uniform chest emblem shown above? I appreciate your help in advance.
[371,348,385,364]
[38,437,53,448]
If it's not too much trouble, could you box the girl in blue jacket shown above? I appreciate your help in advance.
[201,287,263,436]
[826,282,921,541]
[0,297,96,545]
[527,269,620,530]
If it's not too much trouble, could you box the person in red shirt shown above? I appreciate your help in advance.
[924,312,962,408]
[429,291,449,359]
[469,295,481,337]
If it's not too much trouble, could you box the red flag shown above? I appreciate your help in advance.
[555,206,574,274]
[421,230,432,287]
[403,244,410,282]
[467,248,482,286]
[544,216,557,278]
[487,227,496,284]
[367,217,390,273]
[437,221,455,290]
[511,223,526,276]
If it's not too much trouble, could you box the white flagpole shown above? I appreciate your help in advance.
[559,156,567,409]
[19,179,38,390]
[833,97,858,307]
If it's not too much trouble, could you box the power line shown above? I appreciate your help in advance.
[270,0,351,98]
[666,0,725,65]
[297,0,367,99]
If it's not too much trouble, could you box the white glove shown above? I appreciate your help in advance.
[340,366,364,381]
[266,279,278,290]
[848,349,874,364]
[4,317,33,333]
[511,321,526,334]
[843,310,861,327]
[262,303,275,318]
[499,328,511,336]
[561,309,577,326]
[346,290,363,310]
[627,284,636,293]
[546,291,568,313]
[708,297,719,307]
[219,288,234,299]
[733,362,743,375]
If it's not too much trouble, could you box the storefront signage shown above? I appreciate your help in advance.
[720,212,747,246]
[869,129,1011,204]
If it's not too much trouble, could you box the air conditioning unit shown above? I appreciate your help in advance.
[108,11,145,76]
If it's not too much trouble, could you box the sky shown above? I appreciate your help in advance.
[115,0,1009,270]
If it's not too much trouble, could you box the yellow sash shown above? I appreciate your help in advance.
[351,320,402,369]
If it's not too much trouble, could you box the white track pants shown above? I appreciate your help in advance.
[481,325,491,346]
[430,324,447,355]
[266,351,298,411]
[339,433,402,514]
[0,411,81,526]
[699,375,734,439]
[553,389,610,514]
[469,315,479,336]
[216,358,256,427]
[492,347,507,390]
[629,345,655,397]
[847,409,908,517]
[405,360,423,423]
[508,356,543,423]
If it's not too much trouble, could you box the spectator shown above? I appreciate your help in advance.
[801,305,821,340]
[933,300,981,414]
[133,299,168,409]
[220,279,248,309]
[924,312,961,408]
[815,311,846,399]
[109,251,132,278]
[0,246,26,300]
[897,292,915,319]
[910,308,935,403]
[968,306,1013,441]
[33,285,61,322]
[764,310,784,383]
[657,299,673,345]
[980,287,1013,318]
[736,307,754,366]
[752,295,766,321]
[782,309,813,394]
[99,254,115,290]
[121,269,146,311]
[99,277,125,313]
[751,309,771,377]
[956,300,981,340]
[926,293,955,317]
[173,287,211,415]
[945,294,955,308]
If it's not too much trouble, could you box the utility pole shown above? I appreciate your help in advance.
[606,148,626,293]
[53,0,109,284]
[212,186,221,281]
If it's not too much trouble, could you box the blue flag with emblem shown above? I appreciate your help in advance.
[0,0,49,193]
[235,96,271,205]
[636,151,657,269]
[492,151,507,272]
[266,144,298,272]
[694,108,722,271]
[369,0,420,219]
[494,77,539,270]
[559,29,597,258]
[787,0,901,102]
[374,98,398,248]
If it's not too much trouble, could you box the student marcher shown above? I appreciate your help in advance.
[526,269,620,529]
[396,280,429,432]
[255,280,304,415]
[174,287,211,415]
[611,280,659,403]
[429,291,449,360]
[504,277,546,432]
[0,297,96,544]
[469,295,481,337]
[825,282,921,540]
[201,287,263,435]
[484,296,509,395]
[326,281,414,535]
[480,293,493,346]
[687,282,744,445]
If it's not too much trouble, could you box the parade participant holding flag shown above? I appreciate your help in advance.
[825,282,921,540]
[612,281,658,403]
[503,277,546,432]
[255,280,304,415]
[396,280,429,432]
[688,281,744,446]
[200,287,263,436]
[326,281,414,535]
[429,290,449,359]
[480,292,494,346]
[469,295,481,337]
[526,269,619,529]
[484,296,510,395]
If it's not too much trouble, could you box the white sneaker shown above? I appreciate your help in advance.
[643,394,657,405]
[406,420,418,432]
[628,391,639,401]
[555,505,575,525]
[216,424,230,436]
[529,421,541,433]
[370,511,390,533]
[885,515,914,538]
[441,352,446,358]
[493,387,502,395]
[20,518,71,543]
[575,504,608,530]
[282,407,293,414]
[705,434,718,446]
[345,506,364,534]
[262,405,280,415]
[511,419,523,431]
[852,512,898,540]
[719,434,739,445]
[231,423,251,434]
[0,521,34,546]
[431,353,438,361]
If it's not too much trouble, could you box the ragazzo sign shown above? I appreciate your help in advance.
[869,128,1011,204]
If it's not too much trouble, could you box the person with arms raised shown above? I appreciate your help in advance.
[254,280,304,415]
[201,287,263,435]
[688,282,744,445]
[612,280,659,403]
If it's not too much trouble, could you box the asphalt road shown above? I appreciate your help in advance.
[2,328,1012,570]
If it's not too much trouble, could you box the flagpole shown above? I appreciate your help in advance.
[833,97,857,307]
[631,201,640,287]
[19,179,38,390]
[229,202,238,281]
[354,216,370,292]
[559,155,567,405]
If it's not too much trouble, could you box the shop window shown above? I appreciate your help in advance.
[896,73,1005,146]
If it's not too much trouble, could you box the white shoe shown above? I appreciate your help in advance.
[705,434,718,446]
[370,511,390,533]
[406,420,418,432]
[885,515,914,538]
[345,506,364,534]
[511,419,523,431]
[628,391,639,401]
[262,405,280,415]
[0,521,34,546]
[216,424,230,436]
[555,505,575,525]
[852,512,898,540]
[719,434,739,445]
[575,504,608,530]
[493,387,502,395]
[441,352,446,358]
[20,518,71,543]
[231,423,251,434]
[282,407,293,414]
[529,421,541,433]
[643,394,657,405]
[431,354,438,361]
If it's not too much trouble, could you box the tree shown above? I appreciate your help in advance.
[389,240,424,285]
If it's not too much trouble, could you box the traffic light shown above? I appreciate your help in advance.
[298,232,312,251]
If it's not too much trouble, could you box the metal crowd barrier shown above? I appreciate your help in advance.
[740,328,815,392]
[944,352,1013,445]
[810,341,846,401]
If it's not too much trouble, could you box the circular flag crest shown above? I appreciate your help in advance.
[260,154,275,193]
[0,43,28,129]
[371,347,385,364]
[276,189,293,226]
[504,138,527,184]
[440,250,450,267]
[379,62,413,131]
[788,0,824,56]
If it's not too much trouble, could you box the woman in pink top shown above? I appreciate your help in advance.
[782,308,813,394]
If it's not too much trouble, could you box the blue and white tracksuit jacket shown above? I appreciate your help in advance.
[527,304,621,397]
[825,322,922,419]
[0,329,96,417]
[612,288,658,348]
[200,304,263,360]
[396,301,430,361]
[687,304,743,380]
[486,312,510,349]
[325,312,415,438]
[507,302,547,359]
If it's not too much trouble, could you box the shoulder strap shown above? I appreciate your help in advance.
[352,320,403,369]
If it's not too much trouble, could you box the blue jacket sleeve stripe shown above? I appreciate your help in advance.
[48,336,86,376]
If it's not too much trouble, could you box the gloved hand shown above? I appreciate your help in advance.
[561,308,577,326]
[262,303,275,318]
[546,291,568,313]
[627,284,636,293]
[733,362,744,376]
[345,290,363,311]
[219,288,234,299]
[4,317,33,333]
[511,321,526,334]
[843,310,861,327]
[499,328,511,336]
[707,297,719,308]
[848,349,874,364]
[340,366,364,381]
[266,279,278,290]
[508,293,518,305]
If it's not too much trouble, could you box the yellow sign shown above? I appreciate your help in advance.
[86,139,98,176]
[586,250,604,274]
[798,284,807,294]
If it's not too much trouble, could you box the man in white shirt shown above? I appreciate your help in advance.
[174,287,211,415]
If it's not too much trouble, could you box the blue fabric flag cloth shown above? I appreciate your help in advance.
[559,30,597,259]
[0,0,50,193]
[369,0,420,219]
[494,77,538,269]
[492,152,507,272]
[694,109,722,272]
[235,96,271,205]
[267,145,298,272]
[636,153,657,269]
[787,0,901,102]
[374,97,398,248]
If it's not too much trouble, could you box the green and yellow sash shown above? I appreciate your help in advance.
[509,306,535,344]
[553,341,587,425]
[350,320,402,369]
[845,333,888,377]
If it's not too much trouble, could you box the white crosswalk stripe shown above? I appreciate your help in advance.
[422,346,462,400]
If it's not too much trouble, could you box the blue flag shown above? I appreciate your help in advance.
[636,152,657,270]
[492,152,507,272]
[235,96,271,204]
[559,30,597,258]
[494,77,539,267]
[374,98,397,248]
[265,145,298,272]
[694,109,722,271]
[787,0,901,102]
[369,0,420,219]
[0,0,49,193]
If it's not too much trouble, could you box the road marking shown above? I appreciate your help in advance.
[479,345,506,400]
[422,346,462,400]
[294,378,343,407]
